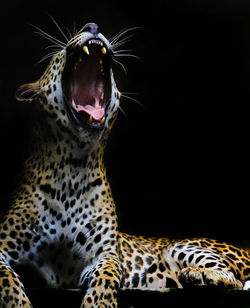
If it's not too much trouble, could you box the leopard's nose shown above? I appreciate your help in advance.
[81,23,99,35]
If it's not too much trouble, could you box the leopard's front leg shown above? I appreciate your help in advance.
[0,259,32,308]
[80,252,122,308]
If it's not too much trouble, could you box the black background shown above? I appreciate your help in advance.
[0,0,250,246]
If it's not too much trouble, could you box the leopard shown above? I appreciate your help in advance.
[0,21,250,308]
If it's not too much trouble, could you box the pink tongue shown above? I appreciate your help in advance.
[76,104,105,121]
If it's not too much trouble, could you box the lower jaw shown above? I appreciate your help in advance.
[69,105,106,130]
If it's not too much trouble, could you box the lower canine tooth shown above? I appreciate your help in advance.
[100,117,105,124]
[72,100,78,110]
[83,45,90,55]
[89,116,93,123]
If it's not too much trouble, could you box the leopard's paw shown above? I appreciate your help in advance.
[178,267,242,289]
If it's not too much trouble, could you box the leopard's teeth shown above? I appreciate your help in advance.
[101,47,107,55]
[83,45,90,55]
[100,117,105,124]
[88,40,103,46]
[88,116,93,123]
[72,99,78,111]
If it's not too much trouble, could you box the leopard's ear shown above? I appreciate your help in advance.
[15,82,39,102]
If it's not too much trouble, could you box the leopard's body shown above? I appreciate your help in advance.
[0,22,250,307]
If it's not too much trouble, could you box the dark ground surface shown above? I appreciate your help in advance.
[26,288,250,308]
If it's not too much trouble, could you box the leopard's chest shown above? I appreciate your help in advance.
[21,217,100,288]
[14,170,116,286]
[19,196,113,286]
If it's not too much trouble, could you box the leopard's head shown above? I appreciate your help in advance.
[16,23,121,141]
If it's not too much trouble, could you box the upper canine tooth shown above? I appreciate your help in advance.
[101,47,107,55]
[83,45,90,55]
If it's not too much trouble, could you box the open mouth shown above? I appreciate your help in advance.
[63,39,112,129]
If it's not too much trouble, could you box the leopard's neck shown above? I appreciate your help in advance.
[17,110,112,208]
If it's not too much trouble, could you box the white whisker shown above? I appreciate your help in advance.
[64,26,73,40]
[72,22,78,37]
[33,27,65,48]
[112,34,137,50]
[121,93,144,108]
[115,53,141,61]
[113,59,128,75]
[49,15,70,42]
[110,26,141,76]
[38,51,58,64]
[110,27,140,45]
[118,105,127,117]
[113,49,133,54]
[31,17,74,64]
[45,44,63,50]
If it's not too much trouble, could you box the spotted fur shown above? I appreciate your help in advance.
[0,22,250,308]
